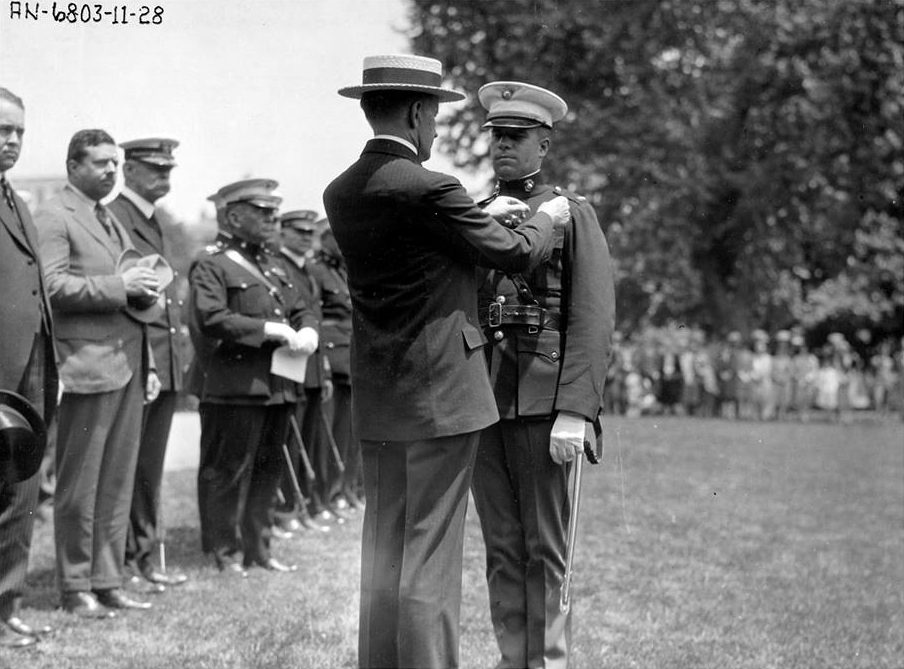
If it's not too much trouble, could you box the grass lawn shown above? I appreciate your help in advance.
[3,416,902,669]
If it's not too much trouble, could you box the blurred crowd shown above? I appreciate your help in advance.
[603,324,904,422]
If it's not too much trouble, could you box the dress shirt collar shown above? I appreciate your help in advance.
[372,134,418,156]
[121,186,156,219]
[280,246,307,268]
[67,182,100,206]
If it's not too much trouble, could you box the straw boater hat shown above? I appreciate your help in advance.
[338,54,465,102]
[478,81,568,129]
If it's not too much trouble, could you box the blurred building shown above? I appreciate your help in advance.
[8,175,68,213]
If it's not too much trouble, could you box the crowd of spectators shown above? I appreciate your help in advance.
[603,323,903,423]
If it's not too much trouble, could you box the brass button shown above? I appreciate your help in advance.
[551,351,559,360]
[494,330,504,341]
[274,308,282,316]
[169,327,177,334]
[495,295,506,304]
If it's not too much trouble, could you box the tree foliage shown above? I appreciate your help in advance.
[408,0,904,337]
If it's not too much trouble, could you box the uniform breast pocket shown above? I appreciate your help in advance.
[225,277,268,316]
[516,329,563,417]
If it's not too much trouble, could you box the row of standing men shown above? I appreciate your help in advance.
[0,83,360,649]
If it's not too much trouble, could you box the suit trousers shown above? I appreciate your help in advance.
[54,372,144,593]
[0,333,48,619]
[126,390,178,569]
[358,431,479,669]
[471,419,573,669]
[198,403,292,565]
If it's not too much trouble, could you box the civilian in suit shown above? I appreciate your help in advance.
[323,54,571,669]
[107,138,188,588]
[188,179,319,574]
[471,82,615,669]
[0,87,58,649]
[35,129,161,618]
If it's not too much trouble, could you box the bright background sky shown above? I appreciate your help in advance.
[0,0,481,223]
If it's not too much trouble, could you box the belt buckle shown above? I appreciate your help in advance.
[488,302,502,328]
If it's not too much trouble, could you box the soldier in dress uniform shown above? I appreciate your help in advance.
[276,209,341,532]
[310,220,363,510]
[107,138,188,589]
[187,179,319,574]
[471,81,616,669]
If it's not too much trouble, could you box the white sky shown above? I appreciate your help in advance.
[0,0,484,223]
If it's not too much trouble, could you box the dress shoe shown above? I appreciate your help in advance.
[281,517,303,533]
[271,525,294,541]
[0,624,37,648]
[127,574,166,595]
[60,591,116,619]
[299,514,330,532]
[214,556,248,578]
[314,508,346,525]
[93,588,153,611]
[329,505,352,523]
[5,616,52,636]
[332,496,350,511]
[141,566,188,586]
[249,557,297,572]
[346,493,366,511]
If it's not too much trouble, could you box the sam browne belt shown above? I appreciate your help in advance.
[480,303,561,331]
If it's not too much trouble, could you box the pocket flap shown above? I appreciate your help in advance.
[462,325,487,351]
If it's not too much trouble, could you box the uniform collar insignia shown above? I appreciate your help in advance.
[497,170,543,198]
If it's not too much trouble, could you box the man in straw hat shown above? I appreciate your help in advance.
[324,54,572,669]
[470,80,615,669]
[0,86,59,648]
[108,137,189,590]
[35,129,161,618]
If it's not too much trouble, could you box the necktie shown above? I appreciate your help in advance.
[1,177,18,212]
[95,203,122,248]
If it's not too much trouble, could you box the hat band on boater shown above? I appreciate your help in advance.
[362,67,443,88]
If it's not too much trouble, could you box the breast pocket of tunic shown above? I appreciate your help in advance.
[225,276,271,317]
[516,329,563,417]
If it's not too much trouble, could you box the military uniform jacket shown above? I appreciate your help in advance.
[277,250,328,390]
[0,182,58,420]
[187,235,316,405]
[307,258,352,380]
[107,193,184,392]
[323,138,559,441]
[479,174,615,422]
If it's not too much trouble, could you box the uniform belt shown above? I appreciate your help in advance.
[480,303,561,330]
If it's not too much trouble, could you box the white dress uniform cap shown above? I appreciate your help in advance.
[280,209,319,231]
[338,54,465,102]
[479,81,568,129]
[119,137,179,167]
[206,178,281,211]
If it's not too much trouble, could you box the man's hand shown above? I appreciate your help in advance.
[121,266,160,298]
[264,321,300,349]
[537,196,571,229]
[549,410,588,465]
[145,371,162,403]
[295,327,319,355]
[484,196,529,227]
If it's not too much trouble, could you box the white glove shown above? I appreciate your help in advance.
[484,196,529,226]
[295,327,319,355]
[549,410,588,465]
[264,322,298,347]
[537,196,571,228]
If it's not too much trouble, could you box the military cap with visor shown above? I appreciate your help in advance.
[479,81,568,129]
[280,209,319,232]
[207,178,282,211]
[119,137,179,167]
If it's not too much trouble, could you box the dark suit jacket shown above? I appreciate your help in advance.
[107,193,184,392]
[0,181,58,420]
[322,138,558,441]
[34,184,144,394]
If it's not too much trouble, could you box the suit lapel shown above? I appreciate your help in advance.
[60,185,126,261]
[0,190,37,257]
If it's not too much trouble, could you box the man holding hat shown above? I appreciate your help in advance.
[324,55,572,669]
[0,86,59,648]
[188,179,319,574]
[35,129,161,617]
[108,137,189,589]
[470,81,615,669]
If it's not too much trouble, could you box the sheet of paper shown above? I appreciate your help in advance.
[270,346,309,383]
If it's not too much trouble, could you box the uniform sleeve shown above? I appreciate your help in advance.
[554,201,616,420]
[188,257,267,348]
[35,206,127,313]
[422,171,557,273]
